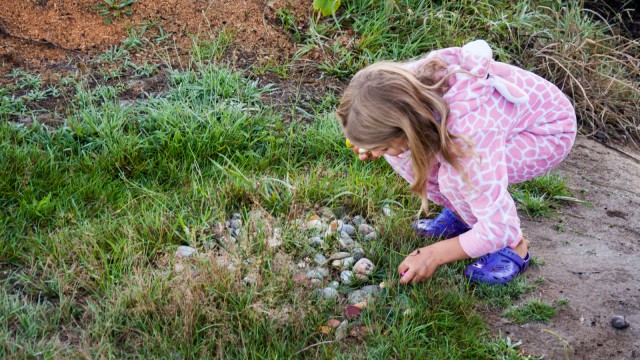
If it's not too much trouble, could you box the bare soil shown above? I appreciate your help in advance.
[2,1,640,359]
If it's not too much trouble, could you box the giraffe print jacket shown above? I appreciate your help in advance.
[384,40,577,258]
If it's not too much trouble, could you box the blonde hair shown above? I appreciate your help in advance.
[336,58,471,215]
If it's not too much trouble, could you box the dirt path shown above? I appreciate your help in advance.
[489,137,640,359]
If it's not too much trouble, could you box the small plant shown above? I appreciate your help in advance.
[504,299,557,324]
[313,0,341,17]
[97,0,137,25]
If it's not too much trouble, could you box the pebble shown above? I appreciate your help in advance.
[341,257,355,270]
[176,246,196,258]
[232,212,242,220]
[353,258,375,279]
[242,276,256,286]
[311,279,322,285]
[328,252,351,261]
[329,220,344,233]
[339,238,356,250]
[313,253,327,265]
[358,224,375,237]
[352,248,365,260]
[340,270,354,285]
[611,315,630,329]
[306,269,325,280]
[327,319,342,328]
[306,218,326,232]
[335,320,349,341]
[228,219,242,229]
[174,263,185,272]
[317,267,330,278]
[267,227,283,248]
[342,224,356,236]
[318,287,339,300]
[328,281,340,289]
[343,305,361,320]
[364,231,378,241]
[361,285,381,295]
[309,236,324,248]
[296,261,308,269]
[382,205,394,217]
[352,216,365,226]
[331,260,342,269]
[347,289,371,304]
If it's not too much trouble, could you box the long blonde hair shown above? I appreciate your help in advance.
[336,58,471,215]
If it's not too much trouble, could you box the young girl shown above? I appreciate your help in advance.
[337,40,576,285]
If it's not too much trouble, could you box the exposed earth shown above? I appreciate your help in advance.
[1,1,639,359]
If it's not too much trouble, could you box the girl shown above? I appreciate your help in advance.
[337,40,576,285]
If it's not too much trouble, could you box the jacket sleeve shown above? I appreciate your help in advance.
[455,130,522,258]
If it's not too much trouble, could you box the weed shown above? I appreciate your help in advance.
[96,0,137,25]
[504,299,558,324]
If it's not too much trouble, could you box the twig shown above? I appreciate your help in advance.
[293,340,335,356]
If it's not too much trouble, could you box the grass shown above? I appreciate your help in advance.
[0,1,608,358]
[503,298,564,324]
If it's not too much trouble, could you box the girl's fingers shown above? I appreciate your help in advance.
[399,267,416,284]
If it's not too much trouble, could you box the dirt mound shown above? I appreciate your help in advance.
[0,0,312,76]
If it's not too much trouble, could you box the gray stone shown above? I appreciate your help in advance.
[335,320,349,341]
[341,257,355,270]
[232,212,242,220]
[328,281,340,289]
[340,270,354,285]
[364,231,378,241]
[306,269,325,280]
[313,253,327,265]
[317,267,330,278]
[339,238,355,250]
[328,252,351,261]
[352,215,365,226]
[361,285,381,295]
[331,260,343,269]
[611,315,630,329]
[342,224,356,236]
[176,246,196,257]
[352,248,365,261]
[318,287,339,300]
[347,289,371,304]
[309,236,324,248]
[358,224,375,237]
[229,219,242,229]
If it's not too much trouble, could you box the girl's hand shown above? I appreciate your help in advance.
[397,245,441,284]
[398,237,470,284]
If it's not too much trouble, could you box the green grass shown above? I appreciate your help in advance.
[503,299,560,324]
[0,2,606,357]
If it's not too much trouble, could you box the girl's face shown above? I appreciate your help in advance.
[370,136,409,157]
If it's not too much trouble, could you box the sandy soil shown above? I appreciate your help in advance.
[489,137,640,359]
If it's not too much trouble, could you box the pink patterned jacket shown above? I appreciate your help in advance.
[383,40,576,258]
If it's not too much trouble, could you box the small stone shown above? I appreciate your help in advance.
[317,267,330,278]
[364,231,378,241]
[309,236,324,248]
[327,319,342,328]
[306,218,326,232]
[319,325,332,334]
[347,289,371,304]
[379,281,386,289]
[311,279,322,285]
[343,305,361,320]
[361,285,381,296]
[353,258,375,278]
[331,260,343,269]
[232,213,242,220]
[403,308,414,316]
[313,253,327,265]
[352,248,365,260]
[340,270,354,285]
[296,261,308,269]
[229,219,242,229]
[382,205,394,217]
[358,224,375,237]
[611,315,630,329]
[328,281,340,289]
[328,252,351,261]
[341,224,356,236]
[329,220,344,233]
[318,287,339,300]
[341,257,355,270]
[339,238,355,250]
[335,320,349,341]
[352,215,365,226]
[349,325,368,338]
[174,263,185,272]
[176,246,196,258]
[267,227,283,248]
[242,276,256,286]
[306,269,325,280]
